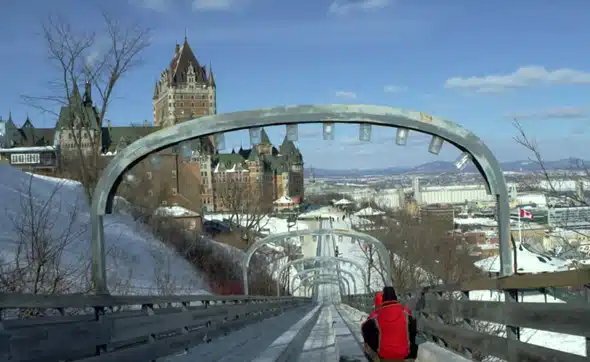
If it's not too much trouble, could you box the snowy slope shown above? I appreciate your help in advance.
[475,243,570,273]
[0,164,208,295]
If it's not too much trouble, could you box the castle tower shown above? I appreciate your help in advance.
[152,35,217,128]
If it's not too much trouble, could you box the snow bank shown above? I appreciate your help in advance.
[475,244,570,273]
[204,213,310,235]
[0,164,208,295]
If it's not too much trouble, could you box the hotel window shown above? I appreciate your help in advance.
[146,171,152,180]
[172,188,178,196]
[171,170,177,178]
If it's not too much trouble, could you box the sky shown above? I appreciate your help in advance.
[1,0,590,169]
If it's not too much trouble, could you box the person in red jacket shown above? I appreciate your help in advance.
[373,291,383,310]
[361,286,418,361]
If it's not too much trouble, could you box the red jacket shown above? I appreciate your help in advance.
[361,301,413,360]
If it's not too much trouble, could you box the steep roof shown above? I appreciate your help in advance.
[279,135,297,155]
[101,125,161,154]
[168,37,207,85]
[56,82,100,130]
[0,114,55,148]
[260,128,271,145]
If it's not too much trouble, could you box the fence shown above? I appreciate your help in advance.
[0,294,311,362]
[343,269,590,362]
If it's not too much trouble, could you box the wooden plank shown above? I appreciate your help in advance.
[6,319,113,361]
[422,299,590,337]
[2,313,95,329]
[418,317,588,362]
[425,269,590,293]
[0,293,310,309]
[76,307,285,362]
[110,301,278,342]
[1,301,294,361]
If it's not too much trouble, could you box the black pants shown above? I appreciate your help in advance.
[363,344,418,361]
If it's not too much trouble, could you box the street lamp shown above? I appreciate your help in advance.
[428,135,444,155]
[323,122,334,140]
[249,127,261,145]
[455,152,471,170]
[359,124,371,142]
[286,124,298,141]
[396,128,409,145]
[214,133,225,150]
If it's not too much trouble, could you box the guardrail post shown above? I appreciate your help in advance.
[433,291,449,349]
[504,288,520,361]
[142,303,156,362]
[94,306,107,355]
[585,284,590,357]
[180,301,190,354]
[459,291,473,360]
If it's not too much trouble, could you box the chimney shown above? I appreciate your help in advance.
[175,43,180,54]
[85,81,92,101]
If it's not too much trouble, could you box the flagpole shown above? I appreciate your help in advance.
[518,208,523,245]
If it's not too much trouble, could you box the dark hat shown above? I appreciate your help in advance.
[382,286,398,302]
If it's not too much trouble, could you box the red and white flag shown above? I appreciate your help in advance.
[519,208,534,220]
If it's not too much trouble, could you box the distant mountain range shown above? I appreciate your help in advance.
[305,158,588,178]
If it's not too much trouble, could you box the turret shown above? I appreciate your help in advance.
[153,82,159,99]
[208,62,216,87]
[83,80,92,106]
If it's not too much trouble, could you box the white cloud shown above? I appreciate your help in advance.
[445,66,590,93]
[329,0,391,15]
[193,0,234,11]
[335,91,357,99]
[133,0,170,11]
[383,85,406,93]
[508,106,590,120]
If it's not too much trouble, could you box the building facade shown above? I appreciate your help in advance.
[1,35,304,213]
[152,35,216,127]
[208,129,305,212]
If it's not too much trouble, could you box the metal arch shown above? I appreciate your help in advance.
[307,278,347,298]
[292,273,351,296]
[305,279,344,299]
[90,104,511,293]
[275,256,369,295]
[306,281,343,298]
[243,228,389,295]
[289,267,358,296]
[276,256,369,293]
[295,274,347,296]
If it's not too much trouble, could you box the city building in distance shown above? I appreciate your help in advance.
[0,34,304,213]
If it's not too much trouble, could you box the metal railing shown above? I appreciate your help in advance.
[0,294,311,361]
[342,269,590,361]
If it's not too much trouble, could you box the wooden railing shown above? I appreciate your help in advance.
[0,294,312,362]
[343,269,590,362]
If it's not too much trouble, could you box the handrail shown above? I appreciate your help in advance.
[342,269,590,361]
[0,294,312,361]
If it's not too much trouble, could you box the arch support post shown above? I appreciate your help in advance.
[91,214,108,294]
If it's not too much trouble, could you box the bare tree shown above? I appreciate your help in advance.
[353,209,480,292]
[213,179,272,245]
[22,11,151,203]
[0,174,90,297]
[118,167,174,225]
[513,119,590,257]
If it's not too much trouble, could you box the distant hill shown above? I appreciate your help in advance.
[305,158,588,177]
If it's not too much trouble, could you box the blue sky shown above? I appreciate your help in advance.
[1,0,590,169]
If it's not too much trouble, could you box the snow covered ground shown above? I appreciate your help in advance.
[204,213,310,235]
[469,290,586,357]
[475,243,570,273]
[0,164,208,295]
